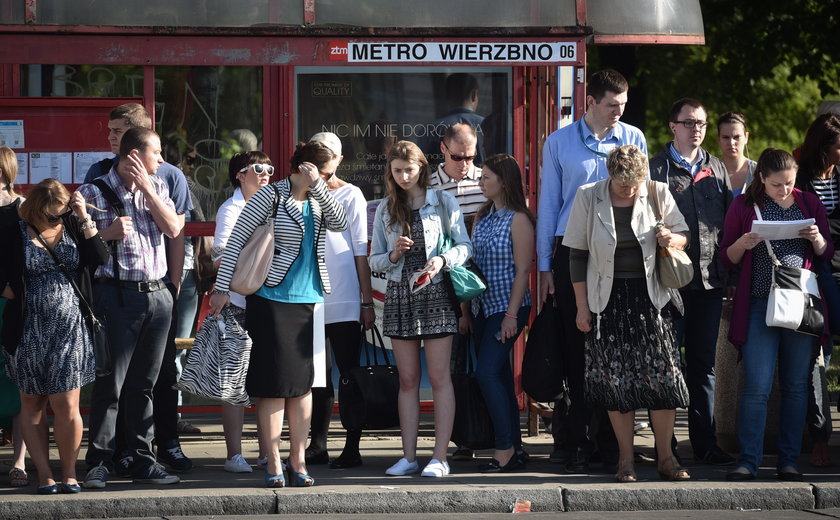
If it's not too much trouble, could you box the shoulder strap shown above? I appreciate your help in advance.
[646,180,662,221]
[32,226,96,318]
[91,178,125,218]
[753,204,780,266]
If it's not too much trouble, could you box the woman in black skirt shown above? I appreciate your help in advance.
[562,145,691,483]
[210,144,347,488]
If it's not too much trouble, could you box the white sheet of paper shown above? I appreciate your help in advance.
[29,152,73,184]
[750,218,815,240]
[73,151,113,183]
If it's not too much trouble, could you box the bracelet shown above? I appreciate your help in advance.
[80,222,96,231]
[212,289,229,295]
[78,216,91,225]
[361,302,374,309]
[504,312,517,319]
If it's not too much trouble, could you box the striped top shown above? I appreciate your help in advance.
[214,178,347,295]
[812,176,839,213]
[472,206,532,317]
[428,163,485,229]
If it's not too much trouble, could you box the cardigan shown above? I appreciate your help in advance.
[0,202,110,353]
[720,190,834,348]
[562,179,689,334]
[214,177,347,295]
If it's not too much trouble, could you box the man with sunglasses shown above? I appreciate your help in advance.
[83,103,195,480]
[649,98,734,466]
[537,69,646,474]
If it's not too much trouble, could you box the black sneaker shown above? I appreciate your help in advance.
[698,446,735,466]
[549,447,571,464]
[133,463,180,485]
[82,462,109,489]
[156,440,193,473]
[116,453,134,477]
[564,448,590,473]
[451,447,474,461]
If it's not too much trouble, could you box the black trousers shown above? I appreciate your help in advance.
[550,243,618,462]
[309,321,363,451]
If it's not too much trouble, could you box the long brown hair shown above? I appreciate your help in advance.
[743,148,798,208]
[796,114,840,188]
[384,140,431,234]
[0,146,20,205]
[474,154,533,229]
[18,178,71,230]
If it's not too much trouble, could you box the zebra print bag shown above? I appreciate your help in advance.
[174,305,252,406]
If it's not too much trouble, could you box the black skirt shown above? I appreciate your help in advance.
[245,295,314,398]
[584,278,689,413]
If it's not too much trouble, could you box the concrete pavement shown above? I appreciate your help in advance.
[2,410,840,519]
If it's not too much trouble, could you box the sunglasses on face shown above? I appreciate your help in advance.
[45,207,73,223]
[443,142,477,163]
[673,120,708,129]
[239,163,274,176]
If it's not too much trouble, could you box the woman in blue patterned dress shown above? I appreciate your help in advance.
[0,178,109,494]
[470,154,533,472]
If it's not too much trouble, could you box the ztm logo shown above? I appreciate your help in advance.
[329,41,349,61]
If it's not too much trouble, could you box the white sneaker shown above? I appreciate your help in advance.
[421,459,450,477]
[385,457,420,476]
[224,454,253,473]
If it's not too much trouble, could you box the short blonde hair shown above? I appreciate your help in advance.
[607,145,648,186]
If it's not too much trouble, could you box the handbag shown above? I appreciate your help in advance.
[174,306,252,406]
[647,181,694,289]
[338,325,400,430]
[229,184,280,295]
[34,228,112,378]
[450,335,495,450]
[522,294,570,403]
[754,205,824,336]
[435,199,487,302]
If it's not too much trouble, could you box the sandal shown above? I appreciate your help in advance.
[657,455,690,481]
[615,459,637,483]
[9,467,29,487]
[810,442,832,468]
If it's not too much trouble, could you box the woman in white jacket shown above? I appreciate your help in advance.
[563,145,690,483]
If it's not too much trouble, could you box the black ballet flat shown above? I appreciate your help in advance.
[479,456,525,473]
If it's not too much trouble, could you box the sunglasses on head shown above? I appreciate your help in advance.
[239,163,274,176]
[45,207,73,223]
[443,142,476,163]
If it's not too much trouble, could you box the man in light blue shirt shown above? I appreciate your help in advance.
[536,69,647,473]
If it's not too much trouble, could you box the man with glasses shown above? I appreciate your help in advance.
[428,122,485,461]
[649,98,734,466]
[537,69,646,474]
[83,103,195,479]
[79,127,183,489]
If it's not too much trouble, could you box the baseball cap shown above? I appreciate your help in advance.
[308,132,342,158]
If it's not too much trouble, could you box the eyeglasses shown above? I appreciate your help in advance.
[239,164,274,176]
[443,143,477,163]
[44,207,73,223]
[673,120,708,129]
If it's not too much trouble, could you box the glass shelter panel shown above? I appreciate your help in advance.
[33,0,302,26]
[21,65,144,97]
[155,66,263,220]
[296,66,511,201]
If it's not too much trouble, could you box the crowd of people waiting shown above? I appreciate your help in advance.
[2,78,840,492]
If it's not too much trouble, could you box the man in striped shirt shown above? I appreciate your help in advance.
[429,123,485,232]
[429,122,486,461]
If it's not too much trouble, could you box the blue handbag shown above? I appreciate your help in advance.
[435,203,486,302]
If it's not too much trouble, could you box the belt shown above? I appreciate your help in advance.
[96,278,166,293]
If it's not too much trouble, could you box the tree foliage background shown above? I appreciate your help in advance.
[589,0,840,158]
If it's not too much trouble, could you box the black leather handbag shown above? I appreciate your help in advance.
[450,336,495,450]
[338,325,400,430]
[522,295,568,403]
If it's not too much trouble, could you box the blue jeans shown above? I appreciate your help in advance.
[472,306,530,451]
[737,298,814,474]
[673,288,723,457]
